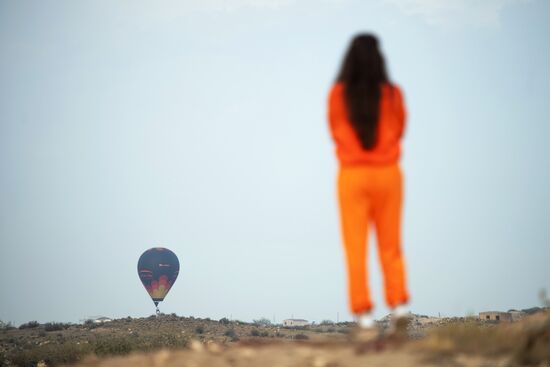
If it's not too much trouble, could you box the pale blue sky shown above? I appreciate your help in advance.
[1,0,549,325]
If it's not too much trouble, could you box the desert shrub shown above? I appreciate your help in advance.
[38,330,46,337]
[7,342,91,367]
[19,321,39,330]
[7,333,190,366]
[44,322,70,332]
[93,337,133,357]
[219,317,230,325]
[253,318,272,326]
[512,316,550,366]
[420,319,521,359]
[260,331,269,337]
[139,334,188,351]
[327,327,335,332]
[320,320,334,325]
[83,319,98,329]
[0,320,15,331]
[294,334,309,340]
[224,328,236,338]
[195,326,205,334]
[250,329,260,337]
[336,321,354,327]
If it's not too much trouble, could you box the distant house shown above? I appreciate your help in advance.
[479,311,512,322]
[93,317,112,324]
[283,319,309,327]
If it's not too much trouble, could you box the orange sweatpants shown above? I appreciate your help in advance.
[338,163,409,314]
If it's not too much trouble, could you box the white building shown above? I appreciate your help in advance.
[479,311,512,322]
[93,317,112,324]
[283,319,309,327]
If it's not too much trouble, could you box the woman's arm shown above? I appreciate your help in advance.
[394,85,407,139]
[327,84,340,142]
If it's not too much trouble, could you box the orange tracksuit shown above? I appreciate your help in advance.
[328,82,409,314]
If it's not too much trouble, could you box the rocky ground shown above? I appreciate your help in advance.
[1,312,549,367]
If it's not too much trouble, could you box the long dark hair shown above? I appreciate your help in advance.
[337,34,389,149]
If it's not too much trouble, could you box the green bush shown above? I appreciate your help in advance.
[5,333,188,367]
[7,342,90,367]
[83,319,98,329]
[44,322,70,332]
[253,318,272,326]
[224,328,236,338]
[18,321,39,330]
[138,334,188,351]
[219,317,230,325]
[1,320,8,329]
[93,337,133,357]
[0,320,15,331]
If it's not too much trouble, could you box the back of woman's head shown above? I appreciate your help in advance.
[337,34,389,149]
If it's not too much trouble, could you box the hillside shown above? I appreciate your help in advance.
[1,311,549,367]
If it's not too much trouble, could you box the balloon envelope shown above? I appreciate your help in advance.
[137,247,180,306]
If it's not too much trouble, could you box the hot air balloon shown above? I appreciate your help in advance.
[137,247,180,314]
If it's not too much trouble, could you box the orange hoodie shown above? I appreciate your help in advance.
[328,82,406,166]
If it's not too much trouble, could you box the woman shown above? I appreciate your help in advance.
[328,34,410,329]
